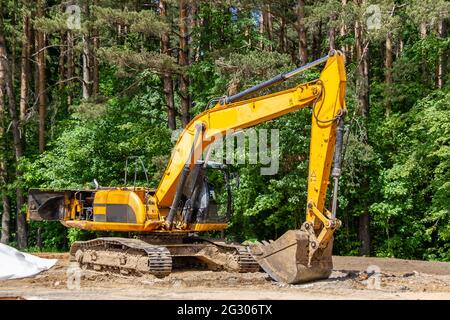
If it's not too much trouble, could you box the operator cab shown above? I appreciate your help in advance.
[179,160,233,225]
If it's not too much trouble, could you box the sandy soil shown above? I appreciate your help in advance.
[0,253,449,300]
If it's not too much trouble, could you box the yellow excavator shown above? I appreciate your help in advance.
[27,50,346,284]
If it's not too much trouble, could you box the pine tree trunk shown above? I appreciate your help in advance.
[67,30,74,105]
[82,1,91,100]
[244,24,251,48]
[312,20,322,60]
[329,15,336,51]
[16,188,26,248]
[19,14,30,123]
[279,16,286,53]
[397,38,403,58]
[37,227,42,250]
[297,0,307,65]
[92,33,99,98]
[265,5,273,51]
[189,1,198,64]
[0,29,26,249]
[340,0,348,55]
[328,25,336,50]
[0,193,10,244]
[58,32,65,91]
[160,0,176,130]
[179,0,190,127]
[355,2,371,255]
[37,5,46,153]
[384,32,393,115]
[355,19,369,117]
[420,21,427,83]
[18,13,31,248]
[34,29,39,101]
[0,55,10,245]
[259,9,264,50]
[92,0,99,98]
[10,5,16,80]
[82,34,91,100]
[359,207,371,255]
[436,19,446,89]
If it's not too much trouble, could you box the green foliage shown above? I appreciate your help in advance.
[92,6,169,36]
[27,221,68,252]
[371,91,450,260]
[22,76,173,190]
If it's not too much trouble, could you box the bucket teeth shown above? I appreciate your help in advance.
[249,228,333,284]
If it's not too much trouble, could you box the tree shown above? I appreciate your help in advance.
[82,1,92,100]
[436,19,447,89]
[36,0,46,153]
[91,0,99,98]
[384,31,393,115]
[340,0,348,55]
[263,4,273,51]
[67,28,74,105]
[0,32,10,244]
[19,8,30,123]
[0,23,26,249]
[354,0,370,255]
[179,0,191,127]
[297,0,307,65]
[159,0,176,130]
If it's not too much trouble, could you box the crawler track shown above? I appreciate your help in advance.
[178,237,260,272]
[236,246,260,273]
[70,237,172,277]
[69,237,260,277]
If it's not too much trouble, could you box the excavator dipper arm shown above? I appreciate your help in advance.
[249,52,346,283]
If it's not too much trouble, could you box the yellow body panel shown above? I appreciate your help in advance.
[93,206,106,215]
[93,189,146,225]
[93,190,108,204]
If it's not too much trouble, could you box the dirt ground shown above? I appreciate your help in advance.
[1,252,449,300]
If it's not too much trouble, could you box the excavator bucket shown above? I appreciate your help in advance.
[249,226,333,284]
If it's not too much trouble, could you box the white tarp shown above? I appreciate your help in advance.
[0,243,58,280]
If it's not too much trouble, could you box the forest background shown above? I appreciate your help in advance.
[0,0,449,261]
